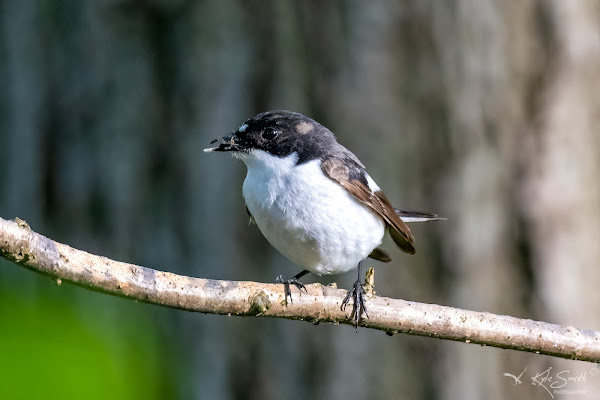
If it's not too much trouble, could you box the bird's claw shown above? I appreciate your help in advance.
[341,278,368,330]
[276,275,307,305]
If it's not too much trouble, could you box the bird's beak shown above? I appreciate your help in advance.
[203,134,240,153]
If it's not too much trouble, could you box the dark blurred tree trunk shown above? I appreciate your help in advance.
[524,1,600,396]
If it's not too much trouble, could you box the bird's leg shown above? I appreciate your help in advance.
[341,261,368,330]
[276,270,309,305]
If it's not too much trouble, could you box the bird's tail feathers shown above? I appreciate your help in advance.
[395,208,446,223]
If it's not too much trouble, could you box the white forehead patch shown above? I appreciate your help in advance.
[238,123,248,133]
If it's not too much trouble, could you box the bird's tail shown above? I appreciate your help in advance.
[395,208,446,223]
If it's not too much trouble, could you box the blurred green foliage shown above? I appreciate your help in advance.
[0,260,163,400]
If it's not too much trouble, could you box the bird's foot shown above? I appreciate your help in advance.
[341,278,369,330]
[276,275,307,305]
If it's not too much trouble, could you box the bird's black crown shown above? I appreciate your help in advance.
[234,110,337,164]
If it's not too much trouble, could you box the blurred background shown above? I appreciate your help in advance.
[1,1,600,399]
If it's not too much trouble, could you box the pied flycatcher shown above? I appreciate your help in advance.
[205,110,442,327]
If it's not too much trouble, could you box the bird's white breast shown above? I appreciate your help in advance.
[237,150,385,275]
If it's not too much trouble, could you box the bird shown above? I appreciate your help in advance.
[204,110,443,328]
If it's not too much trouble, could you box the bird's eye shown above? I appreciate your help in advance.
[261,127,278,140]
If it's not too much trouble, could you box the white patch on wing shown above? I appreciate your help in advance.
[365,174,381,192]
[238,150,385,275]
[238,123,248,132]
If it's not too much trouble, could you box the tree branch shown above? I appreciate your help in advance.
[1,216,599,362]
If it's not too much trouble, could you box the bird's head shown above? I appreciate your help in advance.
[204,110,336,164]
